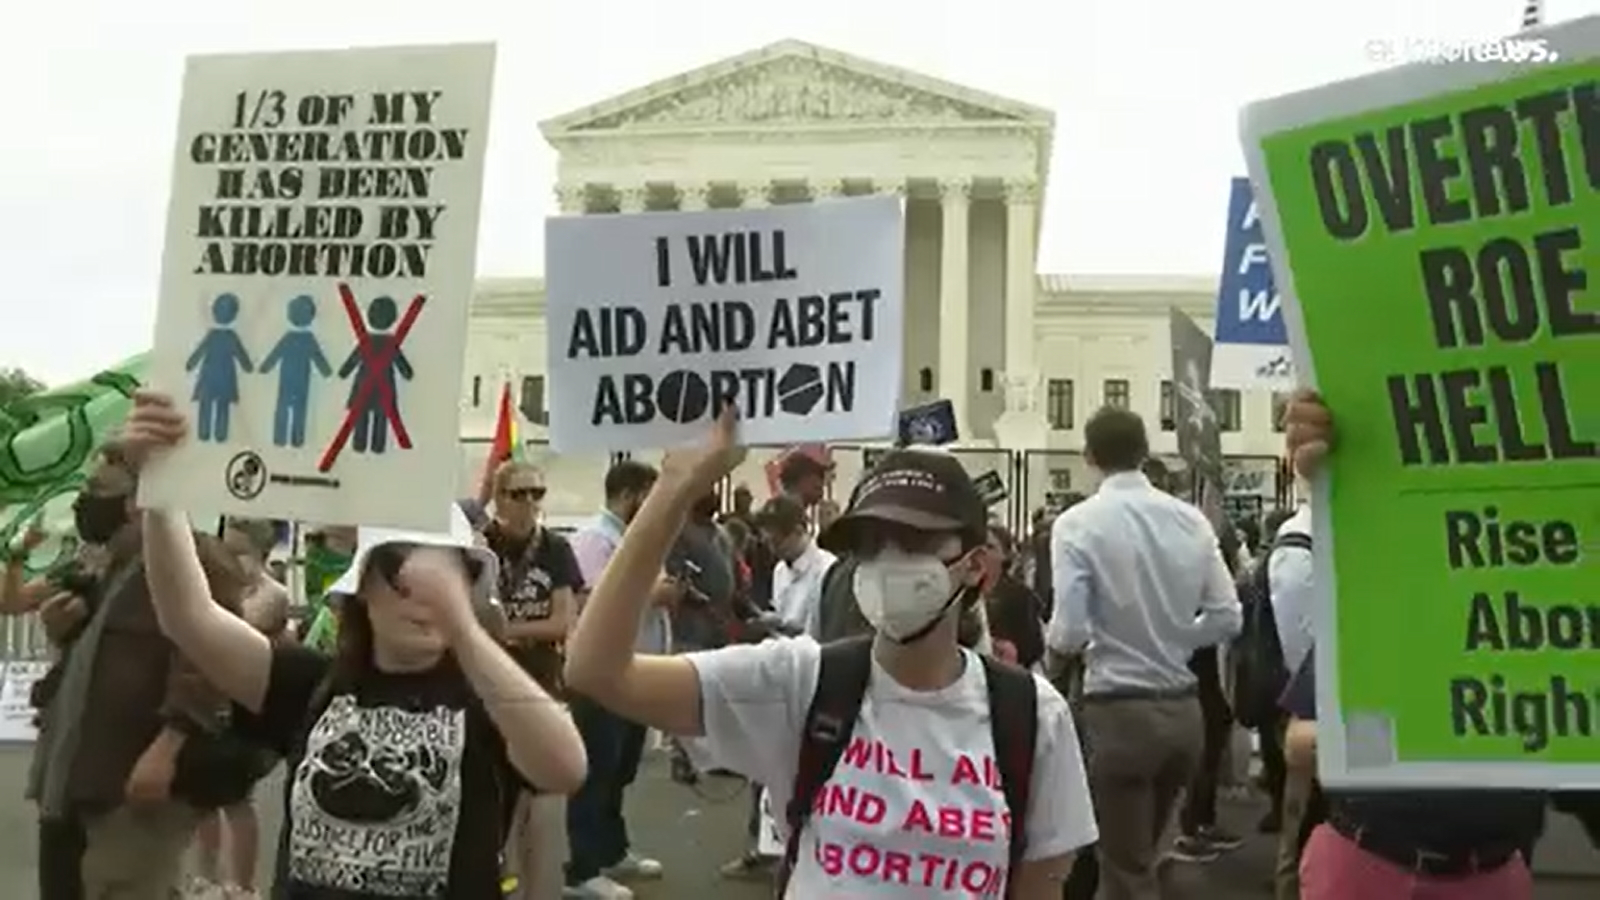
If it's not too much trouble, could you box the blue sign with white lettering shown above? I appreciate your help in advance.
[1213,177,1285,347]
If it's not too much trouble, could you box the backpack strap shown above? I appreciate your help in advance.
[979,654,1039,896]
[776,635,874,897]
[1258,531,1312,605]
[1273,531,1312,554]
[813,560,846,640]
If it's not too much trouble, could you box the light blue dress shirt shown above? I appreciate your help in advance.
[1047,471,1243,695]
[570,509,671,654]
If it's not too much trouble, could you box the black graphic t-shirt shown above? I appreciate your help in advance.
[483,524,581,689]
[234,646,522,899]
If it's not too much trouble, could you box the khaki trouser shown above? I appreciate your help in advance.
[1079,694,1204,900]
[81,801,203,899]
[1276,766,1315,900]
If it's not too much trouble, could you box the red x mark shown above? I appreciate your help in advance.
[317,284,426,473]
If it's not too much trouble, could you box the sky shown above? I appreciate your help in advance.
[4,0,1595,384]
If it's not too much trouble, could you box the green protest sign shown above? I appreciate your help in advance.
[0,356,145,578]
[1242,17,1599,788]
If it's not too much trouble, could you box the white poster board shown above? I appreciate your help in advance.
[138,43,495,533]
[544,196,905,453]
[0,662,51,743]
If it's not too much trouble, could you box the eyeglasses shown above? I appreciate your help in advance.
[502,486,546,502]
[365,543,485,590]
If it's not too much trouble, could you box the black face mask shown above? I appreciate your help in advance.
[74,493,129,545]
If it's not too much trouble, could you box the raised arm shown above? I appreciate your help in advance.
[401,547,586,794]
[1,528,50,615]
[143,509,274,711]
[1,565,53,615]
[564,407,746,737]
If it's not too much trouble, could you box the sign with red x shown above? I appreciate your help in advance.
[318,284,426,472]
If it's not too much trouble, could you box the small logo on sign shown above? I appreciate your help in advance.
[225,451,267,500]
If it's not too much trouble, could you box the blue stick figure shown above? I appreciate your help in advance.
[185,293,254,443]
[337,295,413,454]
[260,295,332,448]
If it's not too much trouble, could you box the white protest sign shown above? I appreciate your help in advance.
[138,43,495,533]
[544,196,905,453]
[0,662,50,743]
[755,786,785,857]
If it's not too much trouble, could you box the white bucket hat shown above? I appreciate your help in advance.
[325,504,499,605]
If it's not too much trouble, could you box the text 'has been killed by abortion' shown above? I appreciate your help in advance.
[565,228,884,427]
[190,89,468,280]
[1307,81,1598,467]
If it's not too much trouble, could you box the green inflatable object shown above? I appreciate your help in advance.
[0,355,146,577]
[300,540,352,652]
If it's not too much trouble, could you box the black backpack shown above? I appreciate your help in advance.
[777,635,1038,898]
[1230,531,1311,729]
[814,558,870,643]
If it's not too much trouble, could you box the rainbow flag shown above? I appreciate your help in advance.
[477,381,526,494]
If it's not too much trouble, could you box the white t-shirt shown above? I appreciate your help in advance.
[771,542,836,638]
[685,638,1097,898]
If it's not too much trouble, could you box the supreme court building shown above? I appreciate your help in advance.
[459,40,1292,521]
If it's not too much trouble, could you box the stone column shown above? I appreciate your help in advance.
[997,179,1047,449]
[554,184,586,214]
[1004,180,1040,387]
[618,186,648,214]
[938,179,971,438]
[738,182,771,209]
[678,183,710,212]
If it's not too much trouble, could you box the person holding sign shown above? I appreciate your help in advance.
[116,390,587,900]
[564,408,1097,899]
[1239,16,1598,792]
[1281,391,1546,899]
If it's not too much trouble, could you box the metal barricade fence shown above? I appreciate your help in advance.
[1,614,50,663]
[450,438,1290,535]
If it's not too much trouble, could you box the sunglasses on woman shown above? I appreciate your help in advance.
[365,543,485,591]
[502,486,546,502]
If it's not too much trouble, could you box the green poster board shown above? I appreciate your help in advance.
[1242,18,1600,788]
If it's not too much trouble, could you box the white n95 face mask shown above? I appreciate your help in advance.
[853,547,959,643]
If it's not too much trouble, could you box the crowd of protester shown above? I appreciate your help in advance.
[2,386,1594,900]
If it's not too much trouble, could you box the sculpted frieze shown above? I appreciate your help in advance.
[573,58,1012,130]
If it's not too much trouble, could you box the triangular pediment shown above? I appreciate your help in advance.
[541,40,1052,137]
